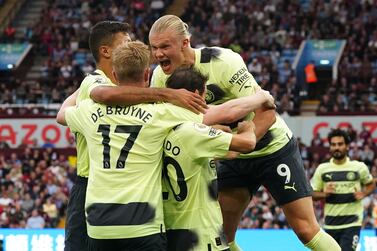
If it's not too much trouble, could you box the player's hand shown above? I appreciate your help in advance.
[324,182,336,195]
[167,89,208,114]
[212,124,232,133]
[256,90,276,110]
[225,151,240,159]
[354,191,365,200]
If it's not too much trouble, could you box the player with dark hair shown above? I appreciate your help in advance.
[311,129,375,251]
[163,67,275,251]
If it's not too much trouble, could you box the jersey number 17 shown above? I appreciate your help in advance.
[97,124,142,169]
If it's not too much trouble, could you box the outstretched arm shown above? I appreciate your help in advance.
[56,90,78,126]
[90,86,207,114]
[203,90,275,126]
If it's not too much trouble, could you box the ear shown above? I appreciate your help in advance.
[144,68,151,85]
[112,70,119,84]
[99,45,111,59]
[182,38,189,49]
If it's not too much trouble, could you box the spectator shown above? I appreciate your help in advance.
[26,209,45,228]
[42,138,55,148]
[43,197,58,227]
[311,133,323,147]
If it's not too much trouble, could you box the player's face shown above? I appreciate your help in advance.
[149,30,187,74]
[329,136,348,160]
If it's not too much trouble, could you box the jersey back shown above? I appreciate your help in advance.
[66,99,202,239]
[162,122,232,250]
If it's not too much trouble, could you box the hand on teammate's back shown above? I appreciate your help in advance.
[168,88,208,114]
[257,90,276,110]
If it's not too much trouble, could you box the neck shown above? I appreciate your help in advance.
[333,157,347,165]
[183,47,196,66]
[97,59,117,84]
[119,81,145,88]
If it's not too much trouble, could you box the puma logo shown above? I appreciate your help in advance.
[325,174,332,180]
[284,182,297,192]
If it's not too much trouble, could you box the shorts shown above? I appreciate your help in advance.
[88,233,167,251]
[167,229,229,251]
[65,175,88,251]
[217,137,312,205]
[325,226,361,251]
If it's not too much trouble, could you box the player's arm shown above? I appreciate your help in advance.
[312,190,331,201]
[228,121,256,153]
[354,181,375,200]
[354,163,376,200]
[311,166,329,201]
[90,86,207,114]
[220,52,276,141]
[253,107,276,141]
[56,89,79,126]
[203,90,276,125]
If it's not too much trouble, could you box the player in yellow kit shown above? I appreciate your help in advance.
[162,67,274,251]
[311,129,375,251]
[149,15,341,251]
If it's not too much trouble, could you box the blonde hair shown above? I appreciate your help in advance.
[112,41,150,83]
[149,15,191,39]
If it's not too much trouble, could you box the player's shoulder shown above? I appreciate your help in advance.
[155,102,192,113]
[81,71,108,85]
[174,122,208,133]
[349,159,368,169]
[77,98,95,107]
[151,65,168,79]
[198,47,240,64]
[316,160,332,170]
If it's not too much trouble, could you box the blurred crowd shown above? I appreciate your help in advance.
[0,0,376,115]
[0,147,75,228]
[181,0,377,115]
[0,0,170,112]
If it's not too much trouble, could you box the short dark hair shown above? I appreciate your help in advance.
[89,21,130,62]
[328,129,351,145]
[166,67,208,95]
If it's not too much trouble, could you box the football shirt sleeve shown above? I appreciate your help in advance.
[177,123,233,160]
[359,162,374,185]
[310,166,324,191]
[65,101,89,134]
[220,51,260,98]
[150,66,167,88]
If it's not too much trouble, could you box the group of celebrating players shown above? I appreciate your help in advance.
[57,15,343,251]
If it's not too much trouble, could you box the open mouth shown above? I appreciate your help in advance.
[159,59,172,73]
